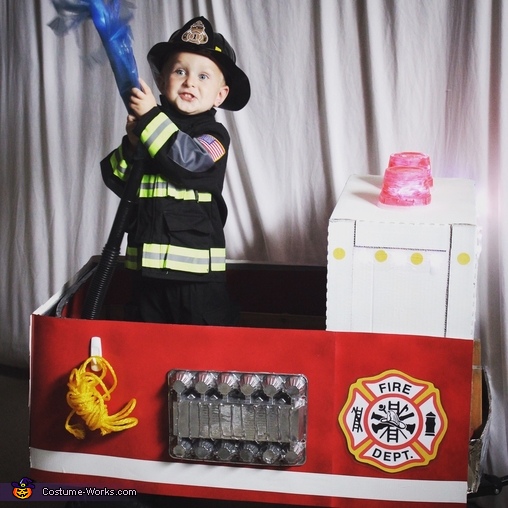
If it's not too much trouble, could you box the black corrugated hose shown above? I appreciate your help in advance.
[81,148,145,320]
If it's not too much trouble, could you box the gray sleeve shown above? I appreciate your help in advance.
[168,131,215,173]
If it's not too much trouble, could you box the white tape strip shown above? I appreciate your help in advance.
[30,447,466,504]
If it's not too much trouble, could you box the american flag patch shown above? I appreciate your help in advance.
[197,134,226,162]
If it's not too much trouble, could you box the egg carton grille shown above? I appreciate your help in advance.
[168,370,308,466]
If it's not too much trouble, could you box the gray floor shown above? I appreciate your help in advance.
[1,367,65,507]
[0,369,29,482]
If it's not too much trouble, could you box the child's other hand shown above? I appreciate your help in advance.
[128,78,157,118]
[126,114,138,149]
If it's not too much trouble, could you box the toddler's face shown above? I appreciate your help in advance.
[161,52,229,115]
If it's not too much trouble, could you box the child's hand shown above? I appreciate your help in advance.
[128,78,157,118]
[126,114,138,150]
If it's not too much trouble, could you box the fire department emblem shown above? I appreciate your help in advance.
[182,20,209,45]
[338,370,448,473]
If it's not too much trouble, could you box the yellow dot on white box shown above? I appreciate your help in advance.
[411,252,424,265]
[333,247,346,260]
[375,250,388,262]
[457,252,471,265]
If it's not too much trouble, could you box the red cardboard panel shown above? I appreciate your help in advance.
[30,313,472,507]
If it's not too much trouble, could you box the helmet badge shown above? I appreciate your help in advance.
[182,20,209,45]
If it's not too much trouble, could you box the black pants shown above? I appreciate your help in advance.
[130,274,238,326]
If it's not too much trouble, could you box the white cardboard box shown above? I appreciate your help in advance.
[326,175,479,338]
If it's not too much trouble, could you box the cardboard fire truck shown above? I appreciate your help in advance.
[29,175,485,507]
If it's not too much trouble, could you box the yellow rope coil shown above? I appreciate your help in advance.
[65,356,138,439]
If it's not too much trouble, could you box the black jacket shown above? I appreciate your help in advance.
[101,98,230,281]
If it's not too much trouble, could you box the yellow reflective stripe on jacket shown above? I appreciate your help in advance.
[110,145,129,181]
[125,246,140,270]
[210,248,226,271]
[140,113,179,158]
[143,244,209,273]
[125,245,226,273]
[139,175,212,202]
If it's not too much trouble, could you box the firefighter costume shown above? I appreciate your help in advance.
[100,17,250,325]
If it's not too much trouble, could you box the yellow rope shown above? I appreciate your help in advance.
[65,356,138,439]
